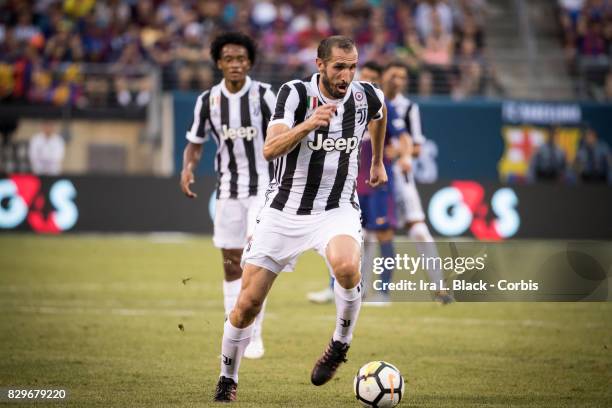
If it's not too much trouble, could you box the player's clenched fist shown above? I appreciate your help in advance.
[304,104,336,130]
[367,161,388,188]
[180,169,197,198]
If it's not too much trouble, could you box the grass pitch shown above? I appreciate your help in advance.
[0,234,610,407]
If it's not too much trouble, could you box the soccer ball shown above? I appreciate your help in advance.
[353,361,405,407]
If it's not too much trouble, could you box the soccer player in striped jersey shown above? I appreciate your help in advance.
[382,62,453,304]
[180,32,276,360]
[214,36,388,402]
[306,61,413,306]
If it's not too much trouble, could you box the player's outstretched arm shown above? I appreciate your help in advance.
[180,142,204,198]
[263,104,336,161]
[367,104,389,187]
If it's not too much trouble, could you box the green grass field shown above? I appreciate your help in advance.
[0,235,610,407]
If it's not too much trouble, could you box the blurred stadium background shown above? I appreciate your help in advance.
[0,0,611,407]
[0,0,611,237]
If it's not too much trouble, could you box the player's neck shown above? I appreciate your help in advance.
[225,78,247,94]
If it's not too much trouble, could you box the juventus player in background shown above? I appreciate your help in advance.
[213,36,388,402]
[382,62,454,304]
[180,32,276,359]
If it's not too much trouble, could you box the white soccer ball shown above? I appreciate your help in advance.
[353,361,405,407]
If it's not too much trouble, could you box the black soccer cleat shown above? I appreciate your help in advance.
[213,376,237,403]
[311,339,350,386]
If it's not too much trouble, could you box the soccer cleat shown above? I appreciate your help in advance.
[311,339,350,386]
[213,376,237,402]
[307,287,334,304]
[434,290,455,305]
[243,336,264,359]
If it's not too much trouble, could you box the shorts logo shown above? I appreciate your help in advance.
[308,133,358,153]
[221,125,258,141]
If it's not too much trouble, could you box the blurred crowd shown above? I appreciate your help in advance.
[528,125,610,185]
[558,0,612,100]
[0,0,491,108]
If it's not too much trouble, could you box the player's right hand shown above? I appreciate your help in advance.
[180,169,197,198]
[304,104,336,131]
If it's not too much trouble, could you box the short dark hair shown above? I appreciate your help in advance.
[361,61,383,75]
[383,61,408,73]
[210,32,257,64]
[317,35,356,61]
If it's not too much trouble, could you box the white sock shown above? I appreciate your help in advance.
[332,282,362,344]
[408,222,444,290]
[250,298,266,341]
[219,319,253,382]
[223,279,242,316]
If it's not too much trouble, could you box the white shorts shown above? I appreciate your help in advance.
[242,205,363,274]
[393,164,425,226]
[213,194,266,249]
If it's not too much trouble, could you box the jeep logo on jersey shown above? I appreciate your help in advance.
[221,125,258,141]
[308,133,358,153]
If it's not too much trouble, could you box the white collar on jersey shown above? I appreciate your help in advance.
[310,73,353,105]
[220,75,252,98]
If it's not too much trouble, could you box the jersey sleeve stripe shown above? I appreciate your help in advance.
[361,82,382,122]
[186,90,210,143]
[195,91,210,137]
[292,82,308,124]
[272,84,292,122]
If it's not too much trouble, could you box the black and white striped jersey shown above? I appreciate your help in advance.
[186,76,276,199]
[390,94,425,145]
[267,73,385,215]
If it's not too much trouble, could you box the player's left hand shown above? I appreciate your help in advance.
[367,162,388,188]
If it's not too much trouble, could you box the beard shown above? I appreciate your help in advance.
[321,72,346,99]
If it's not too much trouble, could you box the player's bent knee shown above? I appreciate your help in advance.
[332,259,361,288]
[232,296,262,327]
